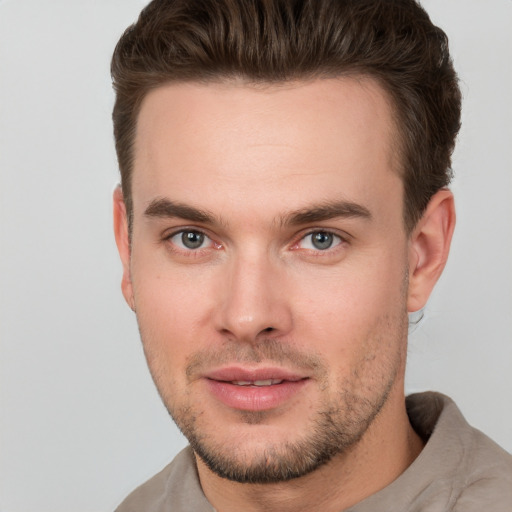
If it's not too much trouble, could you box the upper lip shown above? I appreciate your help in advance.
[204,366,308,383]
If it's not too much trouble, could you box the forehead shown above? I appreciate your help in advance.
[132,78,401,226]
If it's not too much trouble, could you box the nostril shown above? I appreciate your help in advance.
[262,327,275,333]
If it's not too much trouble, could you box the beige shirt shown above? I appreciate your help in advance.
[115,392,512,511]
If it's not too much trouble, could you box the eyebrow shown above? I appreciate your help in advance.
[144,197,371,227]
[283,200,372,226]
[144,198,220,224]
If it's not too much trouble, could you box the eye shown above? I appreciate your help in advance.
[298,231,343,251]
[169,230,211,250]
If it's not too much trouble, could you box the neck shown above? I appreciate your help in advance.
[196,387,424,512]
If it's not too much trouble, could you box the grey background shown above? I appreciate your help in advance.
[1,1,511,511]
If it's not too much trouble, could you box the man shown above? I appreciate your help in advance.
[111,0,512,510]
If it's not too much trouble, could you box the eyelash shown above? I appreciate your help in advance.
[163,228,220,253]
[292,229,347,254]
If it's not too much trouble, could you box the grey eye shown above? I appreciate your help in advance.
[167,229,219,253]
[297,231,342,251]
[311,231,334,250]
[181,231,205,249]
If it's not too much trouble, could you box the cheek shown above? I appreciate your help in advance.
[290,252,408,360]
[130,254,215,379]
[132,241,213,325]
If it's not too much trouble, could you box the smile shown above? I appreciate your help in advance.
[204,369,309,411]
[230,379,284,386]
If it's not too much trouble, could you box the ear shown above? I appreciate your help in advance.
[407,189,456,312]
[113,186,135,311]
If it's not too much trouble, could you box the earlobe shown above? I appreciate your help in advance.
[113,186,135,311]
[407,189,456,312]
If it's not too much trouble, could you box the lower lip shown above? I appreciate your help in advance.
[205,379,308,411]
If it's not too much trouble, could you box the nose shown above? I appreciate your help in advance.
[214,250,293,342]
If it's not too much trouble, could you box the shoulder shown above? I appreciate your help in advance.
[408,392,512,511]
[452,424,512,511]
[114,447,214,512]
[115,461,174,512]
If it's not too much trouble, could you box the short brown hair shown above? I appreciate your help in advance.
[111,0,461,233]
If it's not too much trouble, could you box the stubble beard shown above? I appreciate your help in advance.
[177,383,396,484]
[147,330,404,484]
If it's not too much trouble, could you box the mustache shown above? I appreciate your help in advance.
[185,338,327,380]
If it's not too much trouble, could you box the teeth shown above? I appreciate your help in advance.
[253,379,275,386]
[232,380,252,386]
[231,379,284,386]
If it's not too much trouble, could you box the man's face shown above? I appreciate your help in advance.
[123,78,413,482]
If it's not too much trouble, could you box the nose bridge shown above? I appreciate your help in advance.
[216,245,292,341]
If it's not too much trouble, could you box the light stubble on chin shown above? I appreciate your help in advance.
[152,333,403,484]
[184,387,394,483]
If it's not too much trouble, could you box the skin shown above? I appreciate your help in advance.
[114,77,455,512]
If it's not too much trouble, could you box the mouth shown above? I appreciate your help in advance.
[203,367,309,411]
[229,379,286,386]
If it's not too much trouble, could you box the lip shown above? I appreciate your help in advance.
[204,366,309,411]
[206,366,307,383]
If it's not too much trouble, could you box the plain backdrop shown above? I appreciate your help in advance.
[0,1,511,511]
